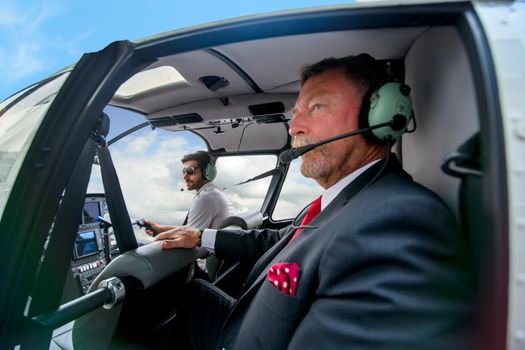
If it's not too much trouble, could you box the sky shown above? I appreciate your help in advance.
[0,0,355,101]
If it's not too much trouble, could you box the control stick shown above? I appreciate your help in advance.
[134,218,158,237]
[96,216,112,262]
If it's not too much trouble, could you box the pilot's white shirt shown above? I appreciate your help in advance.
[187,181,235,229]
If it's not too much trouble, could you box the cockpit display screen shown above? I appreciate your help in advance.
[74,230,98,259]
[82,202,100,225]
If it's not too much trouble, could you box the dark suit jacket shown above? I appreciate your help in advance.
[214,157,476,350]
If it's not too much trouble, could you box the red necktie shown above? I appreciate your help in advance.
[290,196,322,241]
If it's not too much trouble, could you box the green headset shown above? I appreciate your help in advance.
[358,81,413,144]
[202,153,217,182]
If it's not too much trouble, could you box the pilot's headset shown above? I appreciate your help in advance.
[201,152,217,182]
[357,57,414,144]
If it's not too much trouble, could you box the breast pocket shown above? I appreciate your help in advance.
[234,283,307,349]
[257,281,305,321]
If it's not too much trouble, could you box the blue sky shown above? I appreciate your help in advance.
[0,0,355,101]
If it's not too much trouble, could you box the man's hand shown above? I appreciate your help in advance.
[154,226,202,249]
[144,219,174,236]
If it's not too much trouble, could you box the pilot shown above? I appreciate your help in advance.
[146,150,234,232]
[154,54,476,349]
[145,150,235,276]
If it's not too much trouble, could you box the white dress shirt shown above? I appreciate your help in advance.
[187,182,235,229]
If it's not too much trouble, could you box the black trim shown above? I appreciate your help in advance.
[209,149,281,157]
[149,116,178,127]
[457,8,508,350]
[98,146,138,252]
[108,121,150,147]
[261,161,290,220]
[264,119,293,220]
[249,102,285,116]
[205,48,263,93]
[199,75,230,92]
[28,126,100,319]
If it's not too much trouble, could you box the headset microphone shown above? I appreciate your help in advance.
[279,121,393,164]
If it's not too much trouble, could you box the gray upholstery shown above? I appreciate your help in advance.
[218,211,263,231]
[87,241,208,292]
[206,211,264,281]
[403,26,479,219]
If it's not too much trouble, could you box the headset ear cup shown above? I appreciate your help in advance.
[204,163,217,181]
[202,153,217,182]
[364,81,412,144]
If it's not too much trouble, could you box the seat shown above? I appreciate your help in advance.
[442,132,483,273]
[204,211,263,282]
[442,132,502,348]
[201,211,263,297]
[218,211,264,230]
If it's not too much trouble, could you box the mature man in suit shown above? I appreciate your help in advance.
[155,54,476,349]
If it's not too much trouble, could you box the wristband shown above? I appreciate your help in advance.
[197,227,204,247]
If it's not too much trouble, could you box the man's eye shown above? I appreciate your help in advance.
[312,103,324,111]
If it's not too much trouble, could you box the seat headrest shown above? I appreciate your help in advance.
[442,132,481,178]
[219,211,263,230]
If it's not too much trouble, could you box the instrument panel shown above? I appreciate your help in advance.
[70,195,110,294]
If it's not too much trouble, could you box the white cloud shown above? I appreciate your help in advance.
[87,129,203,225]
[124,131,156,154]
[109,131,190,224]
[215,155,275,213]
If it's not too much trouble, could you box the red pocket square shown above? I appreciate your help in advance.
[267,262,300,296]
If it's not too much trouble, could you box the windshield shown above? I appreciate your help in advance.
[0,73,70,217]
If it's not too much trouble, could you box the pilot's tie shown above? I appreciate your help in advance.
[290,196,322,241]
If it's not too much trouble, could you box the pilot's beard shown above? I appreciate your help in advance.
[292,137,332,180]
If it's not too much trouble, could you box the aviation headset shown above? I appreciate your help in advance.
[183,150,217,182]
[351,54,413,144]
[358,80,413,144]
[201,152,217,182]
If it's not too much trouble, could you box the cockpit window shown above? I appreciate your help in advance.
[215,154,276,213]
[272,161,323,220]
[88,106,278,233]
[87,125,208,230]
[0,72,70,216]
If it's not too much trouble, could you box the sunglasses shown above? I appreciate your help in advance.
[182,166,199,175]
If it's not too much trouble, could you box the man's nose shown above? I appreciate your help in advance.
[289,110,307,137]
[183,173,190,180]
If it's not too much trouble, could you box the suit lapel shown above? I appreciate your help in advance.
[240,219,301,292]
[236,162,373,298]
[239,155,405,299]
[239,198,321,291]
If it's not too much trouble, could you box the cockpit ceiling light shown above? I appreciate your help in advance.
[115,66,187,98]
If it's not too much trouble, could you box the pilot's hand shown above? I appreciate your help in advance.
[144,219,170,236]
[154,226,202,249]
[143,219,157,236]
